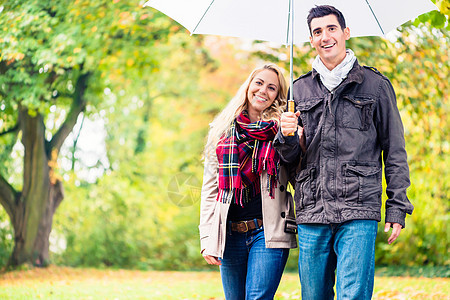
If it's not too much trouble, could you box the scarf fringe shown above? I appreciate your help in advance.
[217,180,261,206]
[216,111,279,207]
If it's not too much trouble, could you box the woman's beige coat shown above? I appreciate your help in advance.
[199,156,297,258]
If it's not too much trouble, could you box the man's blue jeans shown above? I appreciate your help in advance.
[297,220,378,300]
[219,224,289,300]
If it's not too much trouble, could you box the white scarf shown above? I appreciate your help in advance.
[312,49,356,91]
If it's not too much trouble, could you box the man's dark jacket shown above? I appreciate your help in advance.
[274,60,414,227]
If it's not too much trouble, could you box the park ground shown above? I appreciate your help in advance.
[0,266,448,299]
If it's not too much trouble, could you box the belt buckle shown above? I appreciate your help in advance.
[238,221,249,233]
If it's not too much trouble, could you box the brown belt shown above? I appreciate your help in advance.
[230,219,263,233]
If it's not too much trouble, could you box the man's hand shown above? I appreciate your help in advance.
[281,111,300,137]
[385,222,402,244]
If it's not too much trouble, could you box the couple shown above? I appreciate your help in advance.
[199,5,414,300]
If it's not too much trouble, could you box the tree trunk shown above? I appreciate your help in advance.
[9,109,63,267]
[10,183,64,267]
[32,180,64,266]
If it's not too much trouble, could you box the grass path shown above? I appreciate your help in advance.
[0,266,448,299]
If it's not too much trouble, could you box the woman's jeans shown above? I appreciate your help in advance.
[219,223,289,300]
[297,219,378,300]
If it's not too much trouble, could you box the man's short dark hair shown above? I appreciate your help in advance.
[307,5,346,36]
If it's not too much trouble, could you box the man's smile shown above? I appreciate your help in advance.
[322,42,336,49]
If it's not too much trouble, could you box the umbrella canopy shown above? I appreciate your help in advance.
[143,0,438,45]
[143,0,438,105]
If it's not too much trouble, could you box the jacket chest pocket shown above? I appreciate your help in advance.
[295,167,317,210]
[342,163,382,207]
[341,95,375,131]
[297,97,324,139]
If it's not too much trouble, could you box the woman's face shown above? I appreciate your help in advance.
[246,69,279,120]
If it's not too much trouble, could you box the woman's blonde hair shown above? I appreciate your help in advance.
[204,63,288,160]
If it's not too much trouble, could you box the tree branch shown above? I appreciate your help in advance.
[47,72,91,155]
[0,173,17,221]
[0,123,19,137]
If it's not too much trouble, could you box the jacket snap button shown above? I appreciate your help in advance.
[281,212,286,218]
[280,185,285,192]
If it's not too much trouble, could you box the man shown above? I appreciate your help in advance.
[274,5,414,300]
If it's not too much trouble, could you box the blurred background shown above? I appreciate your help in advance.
[0,0,448,276]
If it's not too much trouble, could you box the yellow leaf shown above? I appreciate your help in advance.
[15,53,25,60]
[423,60,433,69]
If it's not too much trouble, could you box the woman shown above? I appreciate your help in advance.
[199,63,297,299]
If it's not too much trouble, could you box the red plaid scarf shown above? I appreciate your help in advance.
[216,111,279,207]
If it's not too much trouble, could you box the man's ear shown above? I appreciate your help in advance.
[344,27,350,40]
[309,35,313,46]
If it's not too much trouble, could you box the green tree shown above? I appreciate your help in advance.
[0,0,191,267]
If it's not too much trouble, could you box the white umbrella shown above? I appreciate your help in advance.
[143,0,438,106]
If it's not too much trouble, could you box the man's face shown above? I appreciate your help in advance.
[309,14,350,70]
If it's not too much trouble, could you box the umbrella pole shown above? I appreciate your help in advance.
[285,0,295,136]
[286,0,295,136]
[288,0,294,110]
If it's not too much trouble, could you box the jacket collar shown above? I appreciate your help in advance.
[312,59,365,86]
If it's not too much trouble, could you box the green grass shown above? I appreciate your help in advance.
[0,267,448,299]
[375,265,450,278]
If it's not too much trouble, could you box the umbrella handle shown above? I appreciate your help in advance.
[287,100,295,136]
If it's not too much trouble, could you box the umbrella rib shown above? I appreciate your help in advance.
[192,0,216,34]
[364,0,385,35]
